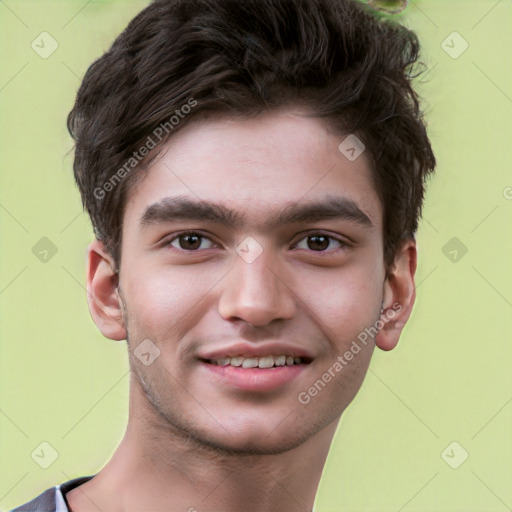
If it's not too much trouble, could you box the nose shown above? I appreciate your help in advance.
[218,248,296,327]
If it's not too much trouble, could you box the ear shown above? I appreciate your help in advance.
[86,239,127,341]
[374,240,417,351]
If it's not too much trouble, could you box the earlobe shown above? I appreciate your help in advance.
[374,241,417,351]
[86,239,127,341]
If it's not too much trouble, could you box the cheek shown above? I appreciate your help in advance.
[297,262,383,336]
[122,267,202,337]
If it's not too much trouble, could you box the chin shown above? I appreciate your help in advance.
[176,409,331,456]
[193,429,311,456]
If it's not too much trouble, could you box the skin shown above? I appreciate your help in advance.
[66,109,416,512]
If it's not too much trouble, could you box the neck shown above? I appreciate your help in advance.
[69,379,340,512]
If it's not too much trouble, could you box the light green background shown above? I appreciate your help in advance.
[1,1,511,511]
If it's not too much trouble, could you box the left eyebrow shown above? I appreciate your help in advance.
[139,194,375,232]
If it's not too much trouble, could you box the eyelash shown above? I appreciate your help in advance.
[163,230,349,254]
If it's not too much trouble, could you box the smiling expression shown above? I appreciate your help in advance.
[110,109,389,454]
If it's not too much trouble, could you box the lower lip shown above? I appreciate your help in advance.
[199,361,308,392]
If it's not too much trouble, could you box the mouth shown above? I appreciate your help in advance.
[199,354,313,368]
[198,354,313,392]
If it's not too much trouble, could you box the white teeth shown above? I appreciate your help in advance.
[209,355,305,368]
[274,355,286,366]
[242,357,259,368]
[258,356,274,368]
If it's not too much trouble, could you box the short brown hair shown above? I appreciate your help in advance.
[67,0,436,271]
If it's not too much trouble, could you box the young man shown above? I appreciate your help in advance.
[11,0,435,510]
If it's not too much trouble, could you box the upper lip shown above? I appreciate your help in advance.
[198,342,315,362]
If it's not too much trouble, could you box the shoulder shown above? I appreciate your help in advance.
[8,486,57,512]
[8,476,95,512]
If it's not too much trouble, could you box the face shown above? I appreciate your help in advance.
[115,109,388,454]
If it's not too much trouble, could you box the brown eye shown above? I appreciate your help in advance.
[293,233,345,252]
[167,232,216,251]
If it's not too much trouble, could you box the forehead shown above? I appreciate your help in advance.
[123,110,382,233]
